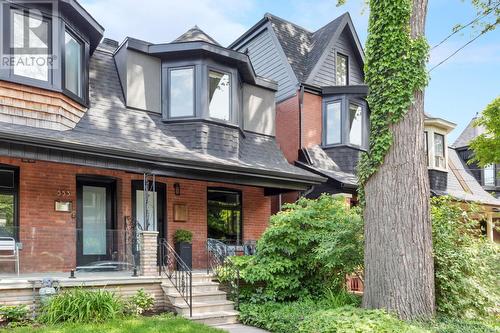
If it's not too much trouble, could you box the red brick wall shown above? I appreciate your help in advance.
[275,94,300,163]
[0,156,270,272]
[302,92,323,148]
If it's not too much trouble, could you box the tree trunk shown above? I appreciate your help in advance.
[362,0,435,320]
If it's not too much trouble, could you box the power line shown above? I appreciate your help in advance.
[431,2,500,50]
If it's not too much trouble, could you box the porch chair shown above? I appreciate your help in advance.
[0,237,19,276]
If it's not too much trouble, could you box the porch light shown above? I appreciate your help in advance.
[174,183,181,196]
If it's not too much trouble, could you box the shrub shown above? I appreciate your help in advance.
[174,229,193,244]
[298,306,428,333]
[236,195,363,301]
[421,317,500,333]
[0,305,30,324]
[431,196,500,319]
[127,289,155,315]
[38,288,124,324]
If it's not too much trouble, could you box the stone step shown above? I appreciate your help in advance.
[161,281,220,294]
[166,290,228,303]
[174,300,235,316]
[187,311,239,326]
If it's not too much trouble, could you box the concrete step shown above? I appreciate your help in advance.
[161,281,220,294]
[187,310,239,326]
[166,290,228,303]
[174,300,235,315]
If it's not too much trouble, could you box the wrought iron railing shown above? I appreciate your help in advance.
[206,238,240,309]
[158,238,192,317]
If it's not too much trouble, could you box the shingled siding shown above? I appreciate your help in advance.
[0,156,270,273]
[324,146,363,174]
[429,169,448,192]
[311,27,364,86]
[235,27,297,102]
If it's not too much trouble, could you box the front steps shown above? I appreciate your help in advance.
[161,272,239,325]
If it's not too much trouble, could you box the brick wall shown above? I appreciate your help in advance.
[0,156,271,273]
[275,94,300,163]
[302,92,323,148]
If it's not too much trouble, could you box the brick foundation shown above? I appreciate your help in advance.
[0,156,271,273]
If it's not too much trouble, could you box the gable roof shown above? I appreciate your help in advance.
[232,12,364,83]
[453,115,484,149]
[173,26,221,46]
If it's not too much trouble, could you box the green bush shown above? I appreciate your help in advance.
[127,289,155,315]
[236,195,363,301]
[174,229,193,244]
[431,196,500,319]
[422,317,500,333]
[0,305,30,324]
[298,306,428,333]
[38,288,124,324]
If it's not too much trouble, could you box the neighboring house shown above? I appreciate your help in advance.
[231,13,500,241]
[0,1,323,275]
[453,116,500,199]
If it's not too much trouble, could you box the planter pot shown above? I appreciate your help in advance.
[175,242,192,271]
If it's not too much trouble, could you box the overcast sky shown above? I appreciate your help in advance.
[81,0,500,142]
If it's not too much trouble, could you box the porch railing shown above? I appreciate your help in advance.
[206,238,240,309]
[158,238,192,317]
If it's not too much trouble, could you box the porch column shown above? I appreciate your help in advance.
[139,231,158,276]
[486,213,494,243]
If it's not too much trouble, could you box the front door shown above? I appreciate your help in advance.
[131,180,166,240]
[76,177,116,266]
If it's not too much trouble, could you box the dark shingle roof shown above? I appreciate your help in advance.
[265,13,348,82]
[302,145,357,186]
[173,26,220,46]
[0,43,321,185]
[453,116,484,149]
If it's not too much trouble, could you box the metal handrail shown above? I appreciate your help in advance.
[158,238,192,317]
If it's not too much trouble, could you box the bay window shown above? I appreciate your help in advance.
[64,30,83,98]
[207,189,242,246]
[324,96,367,149]
[434,133,445,169]
[326,101,342,145]
[168,67,195,118]
[348,102,363,146]
[208,70,231,121]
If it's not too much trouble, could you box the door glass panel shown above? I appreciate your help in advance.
[135,190,157,231]
[0,194,14,237]
[82,186,106,255]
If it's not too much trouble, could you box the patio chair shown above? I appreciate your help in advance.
[0,237,19,275]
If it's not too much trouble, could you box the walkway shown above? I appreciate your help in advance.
[216,324,270,333]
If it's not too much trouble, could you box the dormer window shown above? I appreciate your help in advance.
[208,70,231,121]
[323,96,367,149]
[484,165,495,186]
[336,53,348,85]
[64,30,84,98]
[434,133,445,169]
[168,67,195,118]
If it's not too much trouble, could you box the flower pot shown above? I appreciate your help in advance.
[175,242,192,271]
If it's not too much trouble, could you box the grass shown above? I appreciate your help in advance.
[1,313,225,333]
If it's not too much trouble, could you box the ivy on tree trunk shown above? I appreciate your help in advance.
[359,0,435,320]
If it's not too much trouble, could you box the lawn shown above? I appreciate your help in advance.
[1,314,225,333]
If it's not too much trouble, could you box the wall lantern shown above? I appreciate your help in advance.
[174,183,181,196]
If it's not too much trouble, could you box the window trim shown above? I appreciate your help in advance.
[207,67,233,123]
[335,51,349,86]
[207,187,243,246]
[166,65,196,119]
[0,164,19,242]
[62,27,86,103]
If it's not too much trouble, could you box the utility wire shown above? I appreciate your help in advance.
[431,2,500,50]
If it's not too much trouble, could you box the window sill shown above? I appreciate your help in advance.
[428,167,448,173]
[322,143,367,152]
[163,117,240,130]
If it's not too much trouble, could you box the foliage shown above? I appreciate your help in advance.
[469,96,500,167]
[38,288,124,324]
[239,293,360,333]
[431,196,500,319]
[173,229,192,244]
[126,289,155,316]
[0,305,30,324]
[298,306,428,333]
[420,316,500,333]
[1,313,224,333]
[234,195,363,301]
[356,0,429,203]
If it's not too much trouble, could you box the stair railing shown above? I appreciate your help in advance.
[206,238,240,309]
[158,238,192,317]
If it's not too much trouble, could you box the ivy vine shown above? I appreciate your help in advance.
[357,0,429,204]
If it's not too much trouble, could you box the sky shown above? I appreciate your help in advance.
[81,0,500,143]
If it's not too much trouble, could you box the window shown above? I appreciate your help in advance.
[208,70,231,121]
[336,53,348,85]
[207,189,242,246]
[0,167,18,240]
[325,101,342,145]
[484,165,495,186]
[348,102,363,146]
[434,133,445,169]
[11,8,51,81]
[424,131,429,166]
[169,67,195,117]
[64,31,83,97]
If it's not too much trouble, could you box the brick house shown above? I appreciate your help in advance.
[231,13,500,240]
[0,1,323,275]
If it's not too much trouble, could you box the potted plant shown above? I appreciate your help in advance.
[174,229,192,270]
